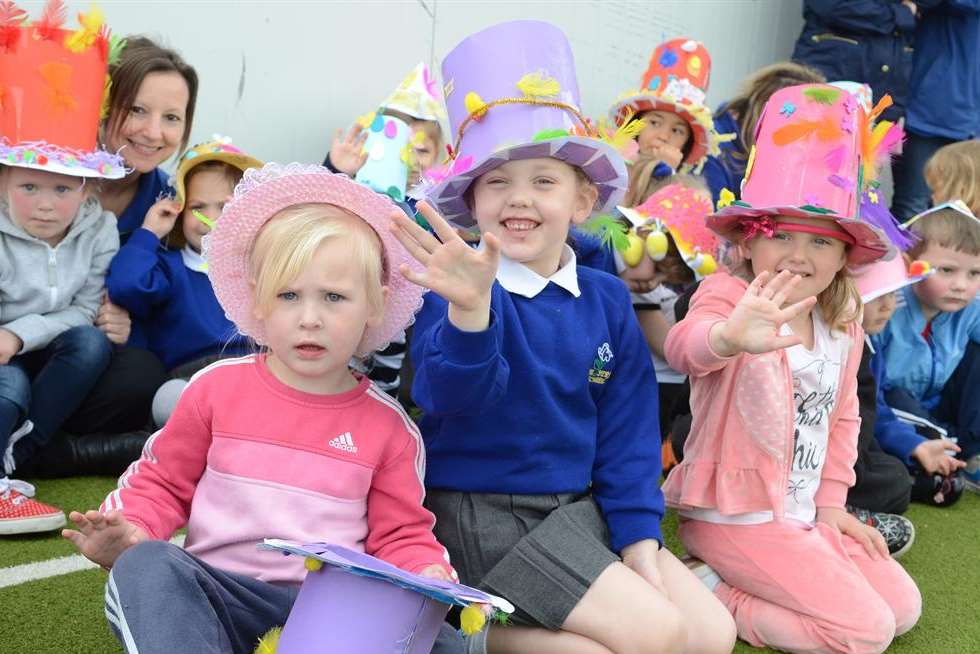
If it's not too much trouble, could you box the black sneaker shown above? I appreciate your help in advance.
[846,505,915,559]
[911,471,965,507]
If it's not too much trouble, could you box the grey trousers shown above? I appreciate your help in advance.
[106,540,464,654]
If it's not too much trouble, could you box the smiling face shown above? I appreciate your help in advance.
[911,242,980,320]
[2,167,87,246]
[636,110,692,157]
[471,158,597,277]
[739,216,849,304]
[104,71,190,173]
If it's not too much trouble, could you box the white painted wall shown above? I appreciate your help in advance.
[26,0,804,168]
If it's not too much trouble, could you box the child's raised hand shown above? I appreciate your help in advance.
[648,143,684,171]
[142,197,182,240]
[62,509,149,570]
[913,439,966,475]
[710,270,817,357]
[418,564,453,582]
[330,124,369,176]
[390,201,501,332]
[816,507,888,560]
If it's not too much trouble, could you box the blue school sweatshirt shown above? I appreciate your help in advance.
[106,228,250,370]
[411,259,665,552]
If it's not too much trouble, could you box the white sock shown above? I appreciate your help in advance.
[465,626,488,654]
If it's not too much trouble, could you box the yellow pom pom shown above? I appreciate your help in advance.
[460,604,487,635]
[622,231,645,267]
[717,188,735,209]
[304,557,324,572]
[253,626,282,654]
[465,92,489,121]
[695,253,717,276]
[646,231,669,261]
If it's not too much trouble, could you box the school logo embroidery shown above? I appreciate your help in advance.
[589,342,614,384]
[328,432,358,454]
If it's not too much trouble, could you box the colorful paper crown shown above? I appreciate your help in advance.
[381,62,448,125]
[172,135,263,206]
[609,38,731,170]
[420,20,628,229]
[618,183,719,278]
[255,541,514,654]
[0,1,125,178]
[707,83,899,265]
[852,255,933,304]
[353,112,413,202]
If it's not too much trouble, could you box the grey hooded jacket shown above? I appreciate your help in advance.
[0,196,119,353]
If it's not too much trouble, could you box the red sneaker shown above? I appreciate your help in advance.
[0,478,66,535]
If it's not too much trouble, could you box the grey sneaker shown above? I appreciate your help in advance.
[963,455,980,494]
[846,505,915,559]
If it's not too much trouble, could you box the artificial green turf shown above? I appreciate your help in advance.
[1,477,978,653]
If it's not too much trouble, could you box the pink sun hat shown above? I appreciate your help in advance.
[852,256,933,303]
[706,84,895,265]
[205,163,425,355]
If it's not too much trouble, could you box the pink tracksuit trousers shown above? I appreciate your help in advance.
[680,519,921,654]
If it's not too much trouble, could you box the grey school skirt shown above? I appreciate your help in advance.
[425,490,619,630]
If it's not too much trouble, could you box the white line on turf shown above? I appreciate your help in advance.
[0,534,185,589]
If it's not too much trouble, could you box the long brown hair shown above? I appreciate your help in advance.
[104,36,199,154]
[722,62,825,159]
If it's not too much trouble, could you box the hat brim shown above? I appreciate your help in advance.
[2,158,126,179]
[707,204,890,266]
[174,151,265,205]
[206,163,425,354]
[858,272,932,304]
[425,136,628,229]
[608,94,709,166]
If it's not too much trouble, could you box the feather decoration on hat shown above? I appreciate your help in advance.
[0,1,27,53]
[516,71,561,98]
[33,0,66,41]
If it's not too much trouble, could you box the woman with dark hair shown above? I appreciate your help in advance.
[22,37,199,477]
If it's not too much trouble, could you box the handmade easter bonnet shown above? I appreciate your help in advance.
[205,163,425,355]
[707,83,900,265]
[254,541,514,654]
[608,38,729,170]
[421,20,628,229]
[381,62,448,124]
[903,199,980,229]
[352,112,414,202]
[852,256,933,303]
[618,183,719,278]
[0,1,125,178]
[171,136,263,206]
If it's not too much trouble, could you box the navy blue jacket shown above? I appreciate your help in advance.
[792,0,920,121]
[906,0,980,139]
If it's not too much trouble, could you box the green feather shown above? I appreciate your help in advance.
[108,35,127,67]
[581,214,629,252]
[803,87,841,106]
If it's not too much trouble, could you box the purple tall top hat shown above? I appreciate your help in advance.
[422,20,628,229]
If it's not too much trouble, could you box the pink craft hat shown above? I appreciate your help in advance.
[206,163,425,355]
[706,84,894,265]
[618,183,719,278]
[852,256,933,303]
[609,38,725,169]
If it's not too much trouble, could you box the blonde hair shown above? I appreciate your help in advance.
[731,224,861,332]
[249,203,386,330]
[907,206,980,259]
[924,140,980,216]
[722,62,826,158]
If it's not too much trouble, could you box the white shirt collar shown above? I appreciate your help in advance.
[494,243,580,298]
[181,245,208,273]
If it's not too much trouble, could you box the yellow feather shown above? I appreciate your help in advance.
[516,71,561,98]
[253,627,282,654]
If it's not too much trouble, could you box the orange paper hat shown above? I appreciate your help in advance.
[0,1,125,178]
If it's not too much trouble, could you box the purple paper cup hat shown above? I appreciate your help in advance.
[205,163,426,355]
[256,541,514,654]
[706,84,893,266]
[422,20,628,229]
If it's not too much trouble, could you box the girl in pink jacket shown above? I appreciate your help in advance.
[662,84,921,654]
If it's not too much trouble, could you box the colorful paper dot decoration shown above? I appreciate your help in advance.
[386,185,403,201]
[687,55,702,77]
[370,113,385,132]
[23,151,35,163]
[779,102,795,118]
[369,142,385,161]
[383,119,398,139]
[658,48,678,69]
[647,75,661,91]
[37,155,48,165]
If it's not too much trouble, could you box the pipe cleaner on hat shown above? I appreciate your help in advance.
[171,135,263,207]
[617,183,719,279]
[0,0,126,178]
[254,541,514,654]
[205,162,426,356]
[418,20,629,230]
[608,38,734,171]
[707,83,902,266]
